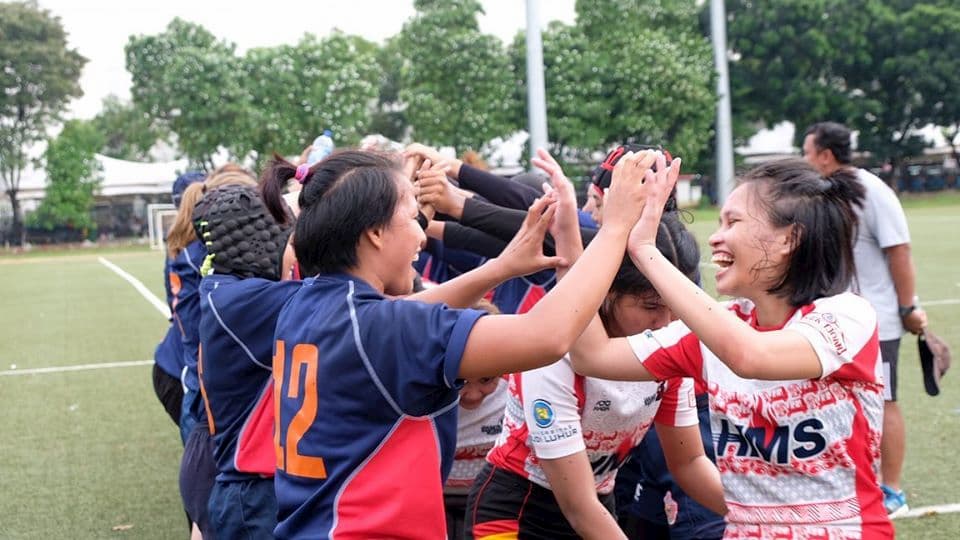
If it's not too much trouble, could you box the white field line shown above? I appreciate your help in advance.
[897,503,960,519]
[924,298,960,307]
[98,256,170,319]
[0,359,152,376]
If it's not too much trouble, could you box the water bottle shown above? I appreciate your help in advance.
[307,130,335,165]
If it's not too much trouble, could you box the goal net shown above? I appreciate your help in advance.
[148,203,178,251]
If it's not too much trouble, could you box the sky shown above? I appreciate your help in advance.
[37,0,577,120]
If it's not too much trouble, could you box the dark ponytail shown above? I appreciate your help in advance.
[740,158,865,307]
[259,153,299,226]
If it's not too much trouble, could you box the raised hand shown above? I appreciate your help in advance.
[628,153,682,252]
[415,159,464,218]
[493,194,568,279]
[531,148,581,271]
[601,150,658,232]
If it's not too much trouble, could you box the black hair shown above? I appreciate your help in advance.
[261,150,403,276]
[599,211,700,330]
[739,158,865,307]
[805,122,853,165]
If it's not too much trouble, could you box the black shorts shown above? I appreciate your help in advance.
[880,338,901,402]
[445,493,469,540]
[179,421,217,538]
[465,463,615,539]
[152,363,183,427]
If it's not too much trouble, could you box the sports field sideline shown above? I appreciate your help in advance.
[1,195,958,539]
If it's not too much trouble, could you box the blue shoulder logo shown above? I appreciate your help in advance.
[532,399,555,428]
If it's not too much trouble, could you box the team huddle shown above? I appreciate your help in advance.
[152,122,920,539]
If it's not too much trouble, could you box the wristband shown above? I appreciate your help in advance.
[899,304,917,319]
[416,210,429,231]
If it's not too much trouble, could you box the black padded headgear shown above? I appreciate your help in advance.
[193,184,292,281]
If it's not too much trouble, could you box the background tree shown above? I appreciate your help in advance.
[125,18,248,169]
[398,0,519,154]
[847,2,960,171]
[241,32,381,165]
[507,0,715,171]
[28,120,103,233]
[727,0,960,174]
[0,0,86,245]
[90,95,166,161]
[368,35,409,142]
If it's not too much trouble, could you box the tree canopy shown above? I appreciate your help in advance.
[0,0,86,244]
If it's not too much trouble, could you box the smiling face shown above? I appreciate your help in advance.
[378,175,426,296]
[708,183,792,300]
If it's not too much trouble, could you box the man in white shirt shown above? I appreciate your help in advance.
[803,122,927,517]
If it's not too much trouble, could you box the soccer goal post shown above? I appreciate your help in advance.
[148,203,178,251]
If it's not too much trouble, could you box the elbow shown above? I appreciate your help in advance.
[722,347,764,379]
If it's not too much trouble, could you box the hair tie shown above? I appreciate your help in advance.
[295,164,311,183]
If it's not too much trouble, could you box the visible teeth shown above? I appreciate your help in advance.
[711,254,733,267]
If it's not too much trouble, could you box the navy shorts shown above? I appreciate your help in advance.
[615,394,725,540]
[179,421,217,539]
[208,477,277,539]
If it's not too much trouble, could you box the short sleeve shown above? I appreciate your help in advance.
[653,377,698,428]
[522,357,586,460]
[627,319,705,386]
[787,293,880,382]
[364,299,487,416]
[872,185,910,249]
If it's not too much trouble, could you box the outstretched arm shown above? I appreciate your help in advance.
[626,154,822,381]
[458,150,659,379]
[408,196,564,309]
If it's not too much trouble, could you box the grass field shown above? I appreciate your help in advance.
[1,193,958,539]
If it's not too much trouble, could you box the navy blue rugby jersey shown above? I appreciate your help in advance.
[198,273,300,481]
[273,274,486,539]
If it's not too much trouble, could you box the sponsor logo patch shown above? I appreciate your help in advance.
[798,312,847,355]
[532,399,555,428]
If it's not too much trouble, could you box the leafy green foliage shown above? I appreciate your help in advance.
[90,95,166,161]
[398,0,520,153]
[0,1,86,244]
[727,0,960,166]
[509,1,715,169]
[29,120,103,231]
[241,32,380,165]
[125,18,245,169]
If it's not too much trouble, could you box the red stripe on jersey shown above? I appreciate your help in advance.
[655,378,681,424]
[516,285,546,314]
[473,519,520,538]
[234,380,275,477]
[486,374,532,476]
[332,417,445,539]
[846,391,894,538]
[832,325,881,384]
[573,374,586,413]
[643,331,705,385]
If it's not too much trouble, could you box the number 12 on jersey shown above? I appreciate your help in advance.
[273,340,328,479]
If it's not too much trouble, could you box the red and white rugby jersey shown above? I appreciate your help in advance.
[487,356,697,494]
[445,378,508,495]
[629,292,893,539]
